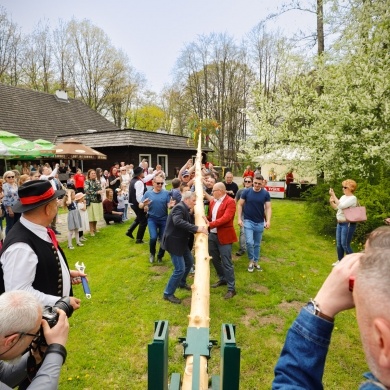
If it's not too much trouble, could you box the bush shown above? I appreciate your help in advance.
[303,179,390,244]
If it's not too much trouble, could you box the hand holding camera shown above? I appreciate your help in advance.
[41,309,69,347]
[36,297,73,347]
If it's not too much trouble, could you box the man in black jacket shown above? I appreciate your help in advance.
[161,191,208,304]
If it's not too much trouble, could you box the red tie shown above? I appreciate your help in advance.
[47,228,59,250]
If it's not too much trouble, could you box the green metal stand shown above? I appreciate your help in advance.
[148,321,241,389]
[148,320,170,390]
[212,324,241,389]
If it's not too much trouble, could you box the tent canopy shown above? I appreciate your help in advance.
[55,138,107,160]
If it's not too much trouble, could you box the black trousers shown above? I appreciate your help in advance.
[131,204,148,240]
[104,213,122,224]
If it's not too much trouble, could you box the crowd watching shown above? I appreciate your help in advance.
[1,156,389,389]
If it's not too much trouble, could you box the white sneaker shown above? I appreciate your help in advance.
[80,236,87,241]
[332,260,340,267]
[248,263,254,272]
[76,242,84,247]
[253,263,263,272]
[68,246,74,250]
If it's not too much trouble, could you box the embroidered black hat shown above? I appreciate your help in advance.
[13,180,66,213]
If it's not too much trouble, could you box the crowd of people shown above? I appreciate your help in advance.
[0,158,389,389]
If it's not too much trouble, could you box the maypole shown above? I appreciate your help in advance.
[147,127,241,390]
[181,135,211,389]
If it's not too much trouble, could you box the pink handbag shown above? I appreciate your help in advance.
[344,206,367,223]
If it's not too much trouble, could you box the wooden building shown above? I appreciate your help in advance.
[56,129,212,178]
[0,83,211,176]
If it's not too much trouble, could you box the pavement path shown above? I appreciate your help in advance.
[54,212,108,242]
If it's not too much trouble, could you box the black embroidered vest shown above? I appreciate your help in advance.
[0,221,72,297]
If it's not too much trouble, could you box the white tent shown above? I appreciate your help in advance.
[254,148,317,184]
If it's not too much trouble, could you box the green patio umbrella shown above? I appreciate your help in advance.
[0,131,40,157]
[33,139,55,157]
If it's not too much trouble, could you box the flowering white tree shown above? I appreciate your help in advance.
[247,0,390,181]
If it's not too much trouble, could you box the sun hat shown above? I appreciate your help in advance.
[74,192,86,201]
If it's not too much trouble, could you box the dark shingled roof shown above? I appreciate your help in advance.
[0,83,213,152]
[55,129,213,152]
[0,83,119,142]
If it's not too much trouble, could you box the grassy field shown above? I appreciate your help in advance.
[58,199,366,389]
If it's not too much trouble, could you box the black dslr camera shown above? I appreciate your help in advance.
[37,297,74,346]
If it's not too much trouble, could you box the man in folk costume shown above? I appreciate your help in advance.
[0,180,85,309]
[126,166,160,243]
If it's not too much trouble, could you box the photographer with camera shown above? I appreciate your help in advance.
[0,290,69,389]
[0,180,85,308]
[273,227,390,389]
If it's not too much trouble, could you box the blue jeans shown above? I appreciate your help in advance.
[123,205,128,220]
[164,247,194,296]
[244,219,264,262]
[147,216,166,257]
[336,222,357,260]
[239,225,246,252]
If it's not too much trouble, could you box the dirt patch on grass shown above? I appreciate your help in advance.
[241,308,285,332]
[250,284,270,294]
[277,300,302,313]
[150,265,170,273]
[258,314,284,331]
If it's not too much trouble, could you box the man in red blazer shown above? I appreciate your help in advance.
[207,182,238,299]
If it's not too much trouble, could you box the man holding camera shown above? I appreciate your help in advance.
[0,180,85,309]
[0,290,69,389]
[273,229,390,389]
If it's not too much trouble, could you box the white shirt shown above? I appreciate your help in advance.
[40,166,59,190]
[336,195,357,222]
[0,216,71,306]
[120,173,131,186]
[135,173,155,203]
[210,194,226,233]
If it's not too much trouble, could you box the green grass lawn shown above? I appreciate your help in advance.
[58,199,366,389]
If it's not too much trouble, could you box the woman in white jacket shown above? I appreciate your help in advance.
[329,179,358,266]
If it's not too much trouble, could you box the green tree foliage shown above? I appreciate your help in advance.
[127,104,165,131]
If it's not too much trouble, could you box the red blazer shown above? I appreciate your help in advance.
[207,195,237,245]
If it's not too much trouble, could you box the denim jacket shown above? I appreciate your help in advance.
[273,308,386,389]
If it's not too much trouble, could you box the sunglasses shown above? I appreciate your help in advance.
[155,182,164,185]
[6,176,15,179]
[342,186,348,189]
[244,180,252,183]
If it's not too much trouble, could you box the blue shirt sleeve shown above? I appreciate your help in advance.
[273,308,334,390]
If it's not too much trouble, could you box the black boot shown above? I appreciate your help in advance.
[126,221,138,239]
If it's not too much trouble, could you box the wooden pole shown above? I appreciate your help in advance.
[181,136,211,390]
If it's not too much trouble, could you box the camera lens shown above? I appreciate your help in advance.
[53,297,74,319]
